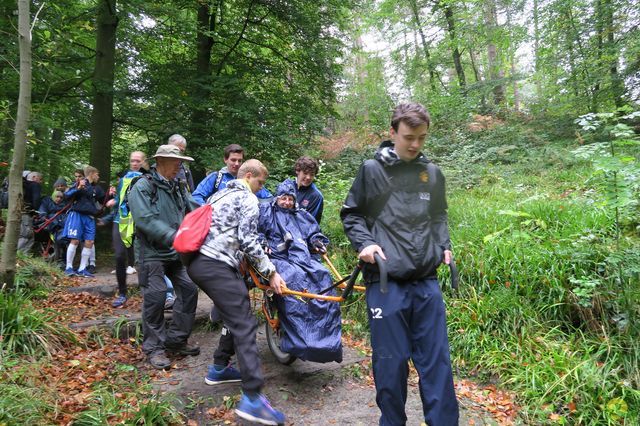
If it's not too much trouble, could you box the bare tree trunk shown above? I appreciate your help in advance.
[442,2,466,90]
[49,127,64,184]
[484,0,505,106]
[354,32,370,123]
[402,26,413,98]
[90,0,118,189]
[533,0,542,99]
[469,48,487,111]
[190,1,217,182]
[408,0,438,91]
[601,0,624,108]
[506,6,519,111]
[1,0,31,289]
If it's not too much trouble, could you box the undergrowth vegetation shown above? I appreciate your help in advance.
[320,116,639,424]
[0,256,181,425]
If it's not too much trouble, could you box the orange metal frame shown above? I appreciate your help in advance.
[246,254,365,304]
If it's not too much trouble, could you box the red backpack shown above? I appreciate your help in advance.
[173,203,212,258]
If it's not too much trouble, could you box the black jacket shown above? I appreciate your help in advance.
[23,179,42,213]
[340,141,451,282]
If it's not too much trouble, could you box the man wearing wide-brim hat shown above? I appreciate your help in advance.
[128,144,201,370]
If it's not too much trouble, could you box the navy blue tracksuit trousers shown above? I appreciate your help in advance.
[367,278,459,426]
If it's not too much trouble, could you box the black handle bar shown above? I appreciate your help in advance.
[449,258,459,291]
[340,252,388,299]
[373,253,388,294]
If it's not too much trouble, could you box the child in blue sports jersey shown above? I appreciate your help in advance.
[63,166,106,277]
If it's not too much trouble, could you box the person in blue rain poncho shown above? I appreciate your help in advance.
[258,179,343,363]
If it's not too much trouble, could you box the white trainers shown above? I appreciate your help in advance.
[110,270,116,274]
[126,266,137,275]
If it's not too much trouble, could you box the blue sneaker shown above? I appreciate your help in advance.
[112,295,127,308]
[204,364,241,385]
[76,269,94,278]
[64,267,77,277]
[235,393,285,426]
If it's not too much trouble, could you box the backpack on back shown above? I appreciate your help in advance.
[173,203,212,256]
[118,174,157,248]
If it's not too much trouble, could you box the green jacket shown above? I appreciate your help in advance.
[129,169,199,262]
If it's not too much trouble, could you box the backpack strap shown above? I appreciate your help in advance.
[213,170,224,194]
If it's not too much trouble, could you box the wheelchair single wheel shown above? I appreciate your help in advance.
[263,293,296,366]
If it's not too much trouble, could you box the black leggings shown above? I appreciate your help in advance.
[187,254,263,395]
[112,222,135,296]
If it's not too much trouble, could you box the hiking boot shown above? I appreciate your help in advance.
[165,343,200,356]
[164,296,175,311]
[76,269,94,278]
[126,266,137,275]
[235,393,285,426]
[148,352,171,370]
[205,364,242,385]
[64,267,77,277]
[86,264,96,274]
[111,294,127,308]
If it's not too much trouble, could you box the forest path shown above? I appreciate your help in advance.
[66,267,504,425]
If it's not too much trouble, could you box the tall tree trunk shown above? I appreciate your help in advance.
[49,127,64,184]
[1,0,31,289]
[190,2,216,182]
[402,26,413,98]
[533,0,542,99]
[354,33,370,123]
[484,0,505,106]
[408,0,438,91]
[506,6,519,111]
[601,0,624,108]
[90,0,118,189]
[468,49,487,111]
[442,2,466,90]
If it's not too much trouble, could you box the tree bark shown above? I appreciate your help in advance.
[49,127,64,184]
[484,0,505,106]
[601,0,624,108]
[408,0,438,91]
[533,0,542,99]
[190,1,217,182]
[442,2,466,90]
[506,6,519,111]
[90,0,118,189]
[1,0,31,289]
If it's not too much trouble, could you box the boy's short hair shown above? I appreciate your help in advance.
[238,159,268,178]
[294,156,319,175]
[391,102,431,131]
[74,169,85,177]
[84,166,99,176]
[224,144,244,159]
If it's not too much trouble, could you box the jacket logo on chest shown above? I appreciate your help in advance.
[419,192,431,201]
[419,171,429,183]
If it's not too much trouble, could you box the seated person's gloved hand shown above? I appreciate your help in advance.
[312,240,327,254]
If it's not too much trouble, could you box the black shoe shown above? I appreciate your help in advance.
[86,264,96,274]
[148,352,171,370]
[166,343,200,356]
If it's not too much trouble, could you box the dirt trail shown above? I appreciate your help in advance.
[69,268,501,425]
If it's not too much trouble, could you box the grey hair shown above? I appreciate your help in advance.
[27,171,43,181]
[168,134,187,147]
